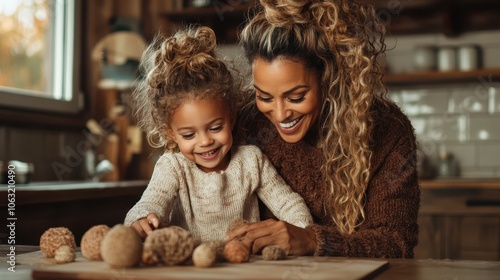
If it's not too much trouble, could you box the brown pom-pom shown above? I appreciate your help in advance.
[142,226,195,266]
[226,219,249,241]
[39,227,76,258]
[262,245,286,260]
[192,243,216,268]
[101,224,142,268]
[54,245,75,264]
[80,224,110,261]
[223,240,250,263]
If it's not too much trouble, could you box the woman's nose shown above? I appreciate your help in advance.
[273,100,291,122]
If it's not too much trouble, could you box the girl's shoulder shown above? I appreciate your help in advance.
[156,152,194,170]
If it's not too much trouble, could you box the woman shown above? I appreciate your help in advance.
[228,0,420,258]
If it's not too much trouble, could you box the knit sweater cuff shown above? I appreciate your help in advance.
[306,224,343,256]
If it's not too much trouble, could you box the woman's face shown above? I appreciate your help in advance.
[252,57,322,143]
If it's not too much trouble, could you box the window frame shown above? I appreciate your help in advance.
[0,0,85,121]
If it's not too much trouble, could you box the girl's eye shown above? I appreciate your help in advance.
[210,125,223,132]
[287,96,305,103]
[181,133,195,140]
[256,95,272,103]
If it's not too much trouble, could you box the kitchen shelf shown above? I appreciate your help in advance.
[160,1,256,43]
[420,179,500,190]
[384,68,500,87]
[162,2,253,21]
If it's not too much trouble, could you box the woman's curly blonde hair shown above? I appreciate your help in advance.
[239,0,390,234]
[133,26,242,152]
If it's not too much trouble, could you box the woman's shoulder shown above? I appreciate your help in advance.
[371,99,415,140]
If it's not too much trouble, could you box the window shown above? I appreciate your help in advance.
[0,0,82,113]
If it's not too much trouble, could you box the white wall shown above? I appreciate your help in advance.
[386,30,500,178]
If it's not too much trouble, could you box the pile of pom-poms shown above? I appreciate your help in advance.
[39,219,286,268]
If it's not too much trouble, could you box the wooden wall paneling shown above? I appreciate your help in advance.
[86,0,114,120]
[113,0,142,18]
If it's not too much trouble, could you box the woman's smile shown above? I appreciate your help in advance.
[278,116,304,133]
[253,58,322,143]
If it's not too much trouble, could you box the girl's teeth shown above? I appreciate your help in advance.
[201,149,216,156]
[279,117,301,128]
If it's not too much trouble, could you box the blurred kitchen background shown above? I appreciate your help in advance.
[1,0,499,261]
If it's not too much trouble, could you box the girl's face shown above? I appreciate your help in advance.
[167,98,233,173]
[252,57,322,143]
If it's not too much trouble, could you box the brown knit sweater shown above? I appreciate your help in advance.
[239,101,420,258]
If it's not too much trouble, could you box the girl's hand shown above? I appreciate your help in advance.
[131,213,160,238]
[225,219,317,256]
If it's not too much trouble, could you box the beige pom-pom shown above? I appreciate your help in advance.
[142,226,195,266]
[81,224,110,261]
[54,245,75,264]
[40,227,76,258]
[192,243,216,268]
[262,245,286,260]
[223,240,250,263]
[101,224,142,268]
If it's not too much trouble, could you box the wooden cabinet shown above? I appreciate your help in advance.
[415,182,500,260]
[0,181,147,246]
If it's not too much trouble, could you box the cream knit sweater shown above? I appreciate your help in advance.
[124,145,313,242]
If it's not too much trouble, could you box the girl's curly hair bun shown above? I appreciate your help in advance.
[147,26,219,90]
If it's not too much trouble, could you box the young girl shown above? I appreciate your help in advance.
[124,26,313,243]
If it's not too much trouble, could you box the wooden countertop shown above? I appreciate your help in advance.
[0,180,148,206]
[1,245,499,280]
[420,179,500,190]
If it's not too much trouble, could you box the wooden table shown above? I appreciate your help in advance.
[1,245,499,280]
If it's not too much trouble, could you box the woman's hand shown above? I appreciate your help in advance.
[225,219,317,256]
[131,213,160,238]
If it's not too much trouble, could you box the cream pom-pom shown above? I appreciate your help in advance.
[54,245,76,264]
[192,243,217,268]
[101,224,142,268]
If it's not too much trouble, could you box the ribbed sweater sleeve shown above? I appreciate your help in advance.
[124,154,180,226]
[253,147,313,228]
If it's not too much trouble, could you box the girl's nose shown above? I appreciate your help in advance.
[198,132,214,146]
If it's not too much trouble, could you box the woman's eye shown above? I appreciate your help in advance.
[256,95,272,102]
[210,125,223,132]
[181,133,195,140]
[288,96,305,103]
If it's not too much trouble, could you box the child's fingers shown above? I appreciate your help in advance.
[147,213,160,229]
[132,220,148,238]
